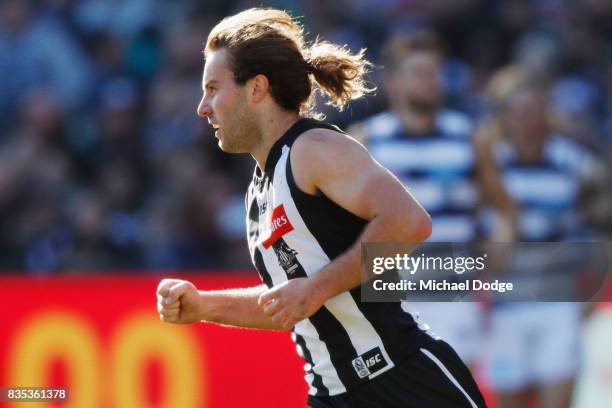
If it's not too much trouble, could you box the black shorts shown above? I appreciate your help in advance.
[308,340,487,408]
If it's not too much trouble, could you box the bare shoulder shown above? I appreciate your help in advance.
[293,127,368,162]
[290,127,373,194]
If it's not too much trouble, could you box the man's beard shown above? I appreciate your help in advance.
[219,104,261,154]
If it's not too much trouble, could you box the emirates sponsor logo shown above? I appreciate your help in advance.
[262,205,294,249]
[271,215,288,232]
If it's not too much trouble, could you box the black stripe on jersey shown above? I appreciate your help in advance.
[253,248,272,288]
[247,188,272,287]
[308,308,362,391]
[247,194,260,239]
[294,333,329,396]
[271,237,308,280]
[285,154,367,260]
[247,190,258,218]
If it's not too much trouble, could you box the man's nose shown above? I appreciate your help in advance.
[197,97,212,118]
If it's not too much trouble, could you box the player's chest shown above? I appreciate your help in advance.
[247,180,296,251]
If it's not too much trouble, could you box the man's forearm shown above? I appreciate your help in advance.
[309,211,430,303]
[198,285,287,330]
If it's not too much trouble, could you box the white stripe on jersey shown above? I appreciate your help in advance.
[294,320,346,395]
[323,293,395,380]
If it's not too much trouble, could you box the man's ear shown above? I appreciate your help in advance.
[248,74,270,104]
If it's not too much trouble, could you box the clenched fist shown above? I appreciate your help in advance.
[156,279,202,324]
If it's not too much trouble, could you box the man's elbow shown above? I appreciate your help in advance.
[399,207,431,243]
[413,210,432,242]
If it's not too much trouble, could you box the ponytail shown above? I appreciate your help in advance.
[307,41,375,111]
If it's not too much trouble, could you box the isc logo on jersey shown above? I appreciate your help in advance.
[262,204,295,249]
[351,347,388,378]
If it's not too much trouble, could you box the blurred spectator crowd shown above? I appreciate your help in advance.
[0,0,610,273]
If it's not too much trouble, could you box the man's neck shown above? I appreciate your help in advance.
[251,111,301,170]
[396,108,438,136]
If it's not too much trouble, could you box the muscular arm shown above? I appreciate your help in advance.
[258,129,432,328]
[157,280,287,330]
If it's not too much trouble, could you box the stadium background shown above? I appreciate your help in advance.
[0,0,610,407]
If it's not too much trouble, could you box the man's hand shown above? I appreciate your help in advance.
[257,278,325,330]
[156,279,202,324]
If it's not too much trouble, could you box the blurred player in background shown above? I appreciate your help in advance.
[351,31,484,370]
[157,8,486,408]
[473,67,601,408]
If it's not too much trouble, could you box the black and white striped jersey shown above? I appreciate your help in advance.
[245,118,434,397]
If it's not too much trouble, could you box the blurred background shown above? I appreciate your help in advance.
[0,0,611,272]
[0,0,610,407]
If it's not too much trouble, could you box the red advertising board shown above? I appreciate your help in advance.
[2,273,610,408]
[0,274,308,408]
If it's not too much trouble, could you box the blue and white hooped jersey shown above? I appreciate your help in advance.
[365,110,478,242]
[483,135,593,241]
[245,118,433,397]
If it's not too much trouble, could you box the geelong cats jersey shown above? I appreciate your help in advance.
[245,118,433,397]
